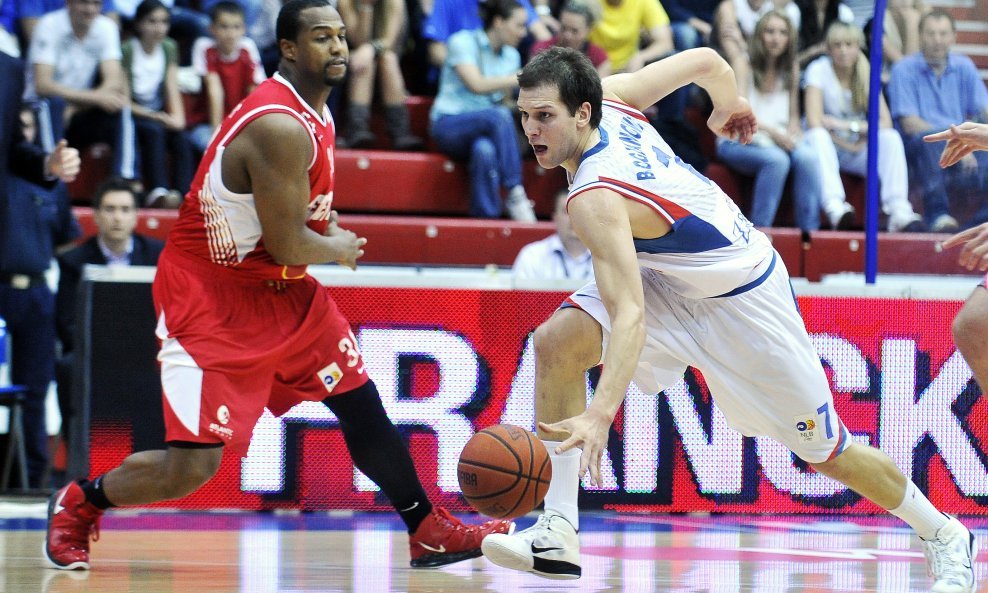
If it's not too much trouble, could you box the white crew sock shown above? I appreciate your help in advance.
[888,480,949,540]
[541,440,581,530]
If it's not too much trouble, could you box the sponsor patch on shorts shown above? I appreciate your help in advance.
[318,362,344,395]
[793,414,821,443]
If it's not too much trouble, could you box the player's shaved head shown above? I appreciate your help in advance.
[277,0,332,43]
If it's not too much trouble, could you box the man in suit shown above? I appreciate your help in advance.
[54,177,163,482]
[1,51,80,490]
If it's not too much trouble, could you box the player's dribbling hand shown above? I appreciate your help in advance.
[942,222,988,272]
[325,210,367,270]
[708,97,757,145]
[539,406,613,487]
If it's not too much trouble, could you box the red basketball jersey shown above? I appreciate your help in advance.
[169,72,336,280]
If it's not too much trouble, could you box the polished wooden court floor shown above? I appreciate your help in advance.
[1,503,985,593]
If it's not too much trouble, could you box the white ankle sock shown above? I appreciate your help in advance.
[889,481,948,540]
[542,440,580,530]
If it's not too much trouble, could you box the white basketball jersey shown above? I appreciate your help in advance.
[568,100,775,299]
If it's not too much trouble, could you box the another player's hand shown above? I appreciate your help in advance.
[325,210,367,270]
[45,139,81,183]
[538,406,613,488]
[924,122,988,168]
[942,222,988,272]
[709,97,757,144]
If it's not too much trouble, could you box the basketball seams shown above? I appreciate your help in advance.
[457,424,551,518]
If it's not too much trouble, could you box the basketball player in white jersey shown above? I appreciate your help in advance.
[481,46,977,593]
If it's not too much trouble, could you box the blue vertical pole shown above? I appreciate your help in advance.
[865,0,887,284]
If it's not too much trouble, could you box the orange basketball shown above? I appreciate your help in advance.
[457,424,552,519]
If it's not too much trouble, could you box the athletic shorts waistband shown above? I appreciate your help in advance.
[161,243,308,288]
[710,251,778,299]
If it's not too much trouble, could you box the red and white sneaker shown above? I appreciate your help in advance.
[44,482,103,570]
[408,507,513,568]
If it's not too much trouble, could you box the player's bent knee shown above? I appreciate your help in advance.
[534,308,602,367]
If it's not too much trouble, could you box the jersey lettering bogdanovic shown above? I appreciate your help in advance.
[568,100,775,299]
[168,72,336,281]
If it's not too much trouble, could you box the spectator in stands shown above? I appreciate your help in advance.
[888,9,988,233]
[803,21,924,232]
[422,0,550,69]
[112,0,211,67]
[8,0,115,50]
[794,0,853,66]
[0,52,80,489]
[662,0,719,53]
[124,0,193,208]
[54,177,164,479]
[877,0,925,82]
[512,190,593,280]
[429,0,536,222]
[588,0,672,74]
[336,0,425,150]
[716,11,822,231]
[185,1,266,154]
[528,0,610,77]
[713,0,800,88]
[27,0,138,181]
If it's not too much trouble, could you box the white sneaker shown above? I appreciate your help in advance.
[923,516,977,593]
[481,511,581,579]
[931,214,961,233]
[825,201,855,230]
[505,193,537,223]
[887,209,926,233]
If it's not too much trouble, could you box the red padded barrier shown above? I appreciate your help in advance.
[334,149,470,215]
[802,231,974,281]
[73,207,972,279]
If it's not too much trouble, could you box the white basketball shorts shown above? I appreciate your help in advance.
[566,253,850,464]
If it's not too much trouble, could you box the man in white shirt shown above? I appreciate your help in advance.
[27,0,137,179]
[512,190,594,280]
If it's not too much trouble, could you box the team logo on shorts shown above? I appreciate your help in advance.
[217,405,231,425]
[793,415,819,443]
[318,362,344,395]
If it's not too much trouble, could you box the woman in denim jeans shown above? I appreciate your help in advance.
[716,10,822,230]
[429,0,536,222]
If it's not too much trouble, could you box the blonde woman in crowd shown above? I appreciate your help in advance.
[802,21,923,231]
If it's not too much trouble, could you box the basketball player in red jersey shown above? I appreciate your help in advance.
[44,0,511,571]
[926,122,988,429]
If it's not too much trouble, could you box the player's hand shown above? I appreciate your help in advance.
[325,210,367,270]
[539,407,613,487]
[942,222,988,272]
[924,123,988,168]
[45,139,80,183]
[709,97,757,144]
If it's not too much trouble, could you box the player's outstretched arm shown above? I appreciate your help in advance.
[539,188,645,487]
[924,122,988,168]
[602,47,756,144]
[233,113,367,268]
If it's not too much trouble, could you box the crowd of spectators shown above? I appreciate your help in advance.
[0,0,985,228]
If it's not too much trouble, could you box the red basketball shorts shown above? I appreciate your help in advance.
[152,246,369,451]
